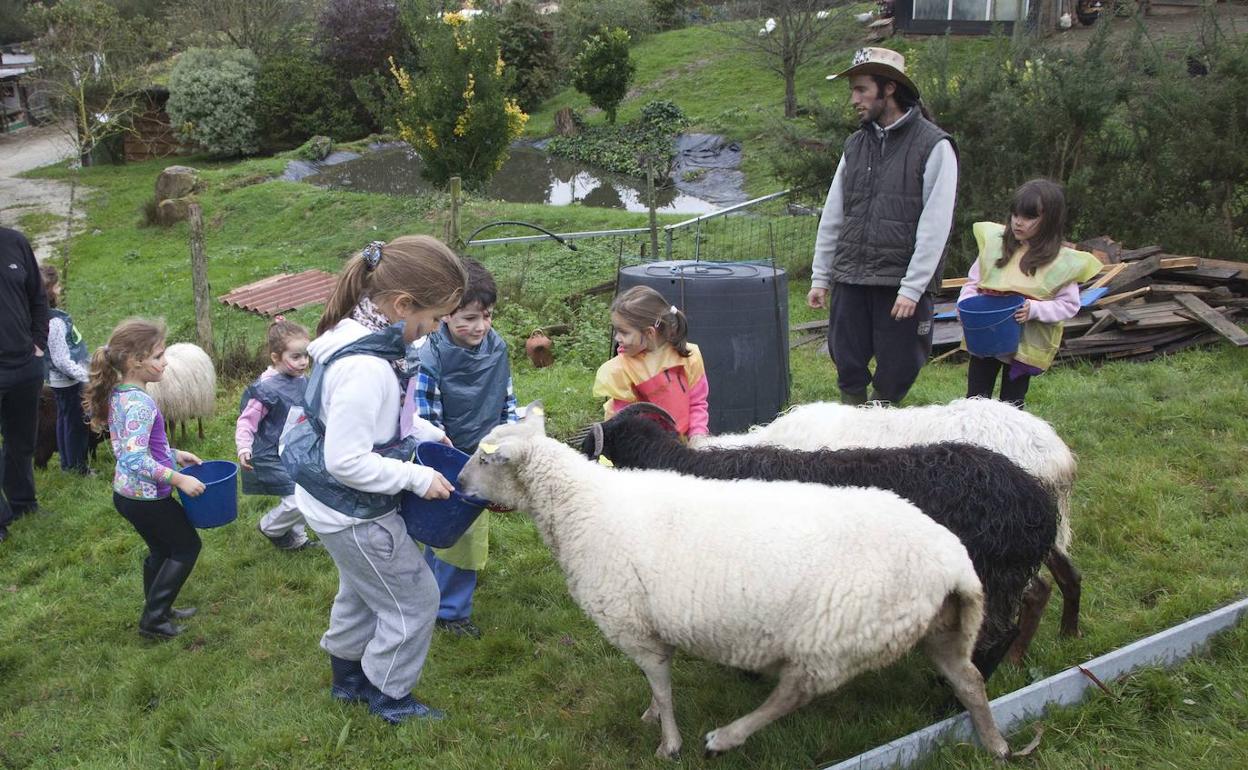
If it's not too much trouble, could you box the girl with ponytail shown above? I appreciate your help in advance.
[284,235,467,725]
[84,318,206,641]
[592,285,710,440]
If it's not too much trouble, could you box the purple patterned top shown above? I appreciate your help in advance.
[109,385,175,500]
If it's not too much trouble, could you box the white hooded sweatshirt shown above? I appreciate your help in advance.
[294,318,446,534]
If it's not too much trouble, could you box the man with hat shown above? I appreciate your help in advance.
[806,47,958,405]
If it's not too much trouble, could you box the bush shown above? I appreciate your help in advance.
[572,28,635,125]
[498,0,559,112]
[648,0,686,31]
[554,0,653,64]
[167,47,260,158]
[389,9,528,188]
[254,50,371,150]
[546,99,689,178]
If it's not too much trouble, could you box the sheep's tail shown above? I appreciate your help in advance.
[952,571,987,650]
[1045,451,1078,554]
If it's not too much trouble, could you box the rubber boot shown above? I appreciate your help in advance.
[138,558,195,640]
[329,655,370,703]
[143,557,197,620]
[366,684,446,724]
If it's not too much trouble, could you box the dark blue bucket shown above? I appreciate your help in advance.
[399,442,489,548]
[958,294,1026,357]
[177,460,239,529]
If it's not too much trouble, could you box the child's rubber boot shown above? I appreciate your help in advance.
[366,685,446,724]
[138,558,195,640]
[143,557,197,620]
[329,655,370,703]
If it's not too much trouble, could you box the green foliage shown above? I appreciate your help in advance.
[546,99,689,178]
[254,50,371,151]
[498,0,560,112]
[0,0,34,44]
[572,27,636,125]
[389,7,528,189]
[167,47,261,158]
[648,0,687,31]
[554,0,653,64]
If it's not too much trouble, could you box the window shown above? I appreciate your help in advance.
[913,0,1028,20]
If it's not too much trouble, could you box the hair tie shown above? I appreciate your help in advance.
[101,344,110,354]
[274,314,286,322]
[669,305,679,315]
[362,241,385,271]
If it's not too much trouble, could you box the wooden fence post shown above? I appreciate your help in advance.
[188,202,214,357]
[449,176,463,251]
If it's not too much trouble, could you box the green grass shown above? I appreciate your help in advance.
[4,150,1248,768]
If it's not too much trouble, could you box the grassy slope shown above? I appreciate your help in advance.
[3,47,1248,767]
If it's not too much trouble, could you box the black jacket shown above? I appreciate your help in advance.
[0,228,49,369]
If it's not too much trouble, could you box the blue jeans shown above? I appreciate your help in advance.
[422,547,478,621]
[53,383,89,472]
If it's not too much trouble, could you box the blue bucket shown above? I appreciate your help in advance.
[177,460,239,529]
[958,294,1026,357]
[399,442,490,548]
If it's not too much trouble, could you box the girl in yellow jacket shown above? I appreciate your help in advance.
[959,179,1101,407]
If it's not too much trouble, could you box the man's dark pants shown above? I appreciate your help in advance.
[0,357,43,528]
[827,283,934,404]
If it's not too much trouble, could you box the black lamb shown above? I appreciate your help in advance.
[580,403,1059,681]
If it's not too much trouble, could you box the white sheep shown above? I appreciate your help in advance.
[145,342,216,441]
[458,405,1012,761]
[697,397,1081,660]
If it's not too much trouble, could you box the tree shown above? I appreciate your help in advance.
[166,0,314,54]
[389,8,528,188]
[497,0,558,112]
[316,0,404,77]
[24,0,150,166]
[723,1,853,119]
[572,28,635,125]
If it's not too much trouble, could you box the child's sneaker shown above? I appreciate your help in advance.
[258,521,321,551]
[435,618,482,639]
[366,687,446,724]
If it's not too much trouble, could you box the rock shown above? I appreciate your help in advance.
[156,197,191,226]
[303,135,333,161]
[155,165,200,202]
[554,108,580,138]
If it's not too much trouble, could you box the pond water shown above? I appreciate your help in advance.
[299,142,747,214]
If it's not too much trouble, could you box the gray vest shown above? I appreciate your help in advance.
[413,324,511,454]
[280,324,418,519]
[831,111,954,294]
[239,372,307,496]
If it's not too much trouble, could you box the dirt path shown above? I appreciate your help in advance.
[1052,2,1248,52]
[0,124,81,262]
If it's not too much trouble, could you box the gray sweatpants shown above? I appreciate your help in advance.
[318,513,440,699]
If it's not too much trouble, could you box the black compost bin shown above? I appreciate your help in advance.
[615,260,790,434]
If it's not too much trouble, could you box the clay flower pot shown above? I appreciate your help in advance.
[525,329,554,368]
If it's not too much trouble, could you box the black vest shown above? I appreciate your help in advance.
[831,111,955,294]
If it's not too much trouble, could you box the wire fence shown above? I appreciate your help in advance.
[464,185,825,310]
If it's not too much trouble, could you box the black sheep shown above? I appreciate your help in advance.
[580,404,1059,681]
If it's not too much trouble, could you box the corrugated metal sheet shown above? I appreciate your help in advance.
[218,270,337,317]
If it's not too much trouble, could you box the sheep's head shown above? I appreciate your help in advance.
[579,402,679,465]
[458,400,547,507]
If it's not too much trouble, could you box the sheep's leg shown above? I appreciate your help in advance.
[971,624,1019,682]
[704,667,814,757]
[923,610,1010,759]
[1045,549,1082,638]
[1008,576,1053,663]
[197,417,204,440]
[628,645,682,760]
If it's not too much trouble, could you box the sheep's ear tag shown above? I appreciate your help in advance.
[598,455,614,467]
[480,442,499,454]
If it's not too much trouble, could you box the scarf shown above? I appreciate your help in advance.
[350,296,408,374]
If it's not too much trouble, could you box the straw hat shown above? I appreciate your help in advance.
[827,47,919,98]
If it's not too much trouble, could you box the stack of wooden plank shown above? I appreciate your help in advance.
[793,239,1248,364]
[927,238,1248,363]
